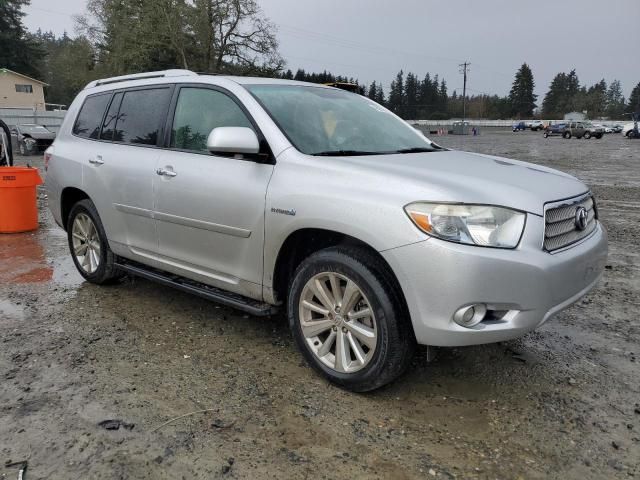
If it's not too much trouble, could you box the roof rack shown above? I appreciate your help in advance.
[84,69,198,89]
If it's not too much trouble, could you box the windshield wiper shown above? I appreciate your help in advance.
[312,150,381,156]
[393,147,437,154]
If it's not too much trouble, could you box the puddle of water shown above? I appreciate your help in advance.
[0,298,25,321]
[0,227,83,287]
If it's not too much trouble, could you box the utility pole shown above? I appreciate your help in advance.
[459,61,470,129]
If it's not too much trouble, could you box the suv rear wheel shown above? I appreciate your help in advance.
[288,246,415,392]
[67,199,123,284]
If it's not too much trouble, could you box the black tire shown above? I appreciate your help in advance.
[67,199,123,285]
[563,131,571,139]
[595,134,603,139]
[543,132,549,138]
[288,246,415,392]
[584,131,591,139]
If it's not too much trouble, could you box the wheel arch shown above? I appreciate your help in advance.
[270,228,411,327]
[60,187,91,231]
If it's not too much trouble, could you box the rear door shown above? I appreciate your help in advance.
[81,86,173,260]
[152,85,274,298]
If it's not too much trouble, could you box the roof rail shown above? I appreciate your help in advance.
[84,69,197,89]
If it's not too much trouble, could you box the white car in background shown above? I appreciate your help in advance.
[622,123,637,137]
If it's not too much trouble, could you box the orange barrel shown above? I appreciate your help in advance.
[0,166,44,233]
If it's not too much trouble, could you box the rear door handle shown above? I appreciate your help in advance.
[156,167,177,178]
[89,155,104,165]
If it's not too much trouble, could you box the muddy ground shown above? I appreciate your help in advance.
[1,131,639,479]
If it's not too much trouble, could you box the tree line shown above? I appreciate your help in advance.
[2,0,639,119]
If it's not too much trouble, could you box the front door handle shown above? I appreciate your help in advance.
[89,155,104,165]
[156,167,177,178]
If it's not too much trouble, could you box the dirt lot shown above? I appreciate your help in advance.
[1,131,639,479]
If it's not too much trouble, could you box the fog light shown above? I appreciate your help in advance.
[453,304,487,328]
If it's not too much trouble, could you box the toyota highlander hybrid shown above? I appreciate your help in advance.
[45,70,608,391]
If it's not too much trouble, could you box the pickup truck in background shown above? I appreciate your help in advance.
[543,123,566,138]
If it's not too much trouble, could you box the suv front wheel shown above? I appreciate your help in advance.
[288,247,415,392]
[67,199,123,284]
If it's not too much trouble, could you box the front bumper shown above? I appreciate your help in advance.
[382,215,608,346]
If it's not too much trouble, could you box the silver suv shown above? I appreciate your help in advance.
[46,70,608,391]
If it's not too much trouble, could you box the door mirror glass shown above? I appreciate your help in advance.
[207,127,260,155]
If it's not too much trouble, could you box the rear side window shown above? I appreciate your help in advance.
[115,88,171,145]
[73,94,111,139]
[100,92,123,141]
[170,88,253,152]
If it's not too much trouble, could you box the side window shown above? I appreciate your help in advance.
[100,92,123,141]
[73,94,111,139]
[115,88,172,145]
[170,88,253,153]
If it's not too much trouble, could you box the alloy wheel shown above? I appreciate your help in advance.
[299,272,377,373]
[71,213,101,274]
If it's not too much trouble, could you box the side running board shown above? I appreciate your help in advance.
[115,261,278,317]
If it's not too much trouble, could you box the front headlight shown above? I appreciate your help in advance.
[404,202,526,248]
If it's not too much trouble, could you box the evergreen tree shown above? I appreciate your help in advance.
[542,72,566,117]
[417,73,432,118]
[628,82,640,113]
[439,78,448,116]
[542,69,580,117]
[0,0,45,79]
[509,63,537,118]
[388,70,405,117]
[606,80,625,119]
[367,81,378,101]
[375,84,385,105]
[404,72,419,119]
[33,30,96,106]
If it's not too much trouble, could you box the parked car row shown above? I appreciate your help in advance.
[513,120,632,137]
[541,121,637,139]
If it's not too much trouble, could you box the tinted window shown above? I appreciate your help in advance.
[170,88,253,152]
[73,94,111,139]
[100,92,123,141]
[115,88,171,145]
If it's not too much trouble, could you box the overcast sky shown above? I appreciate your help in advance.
[24,0,640,99]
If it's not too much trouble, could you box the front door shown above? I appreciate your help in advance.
[153,86,274,298]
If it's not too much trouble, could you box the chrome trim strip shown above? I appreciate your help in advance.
[154,211,251,238]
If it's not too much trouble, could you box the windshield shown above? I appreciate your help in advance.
[246,84,436,156]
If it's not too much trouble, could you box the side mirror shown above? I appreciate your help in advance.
[206,127,260,155]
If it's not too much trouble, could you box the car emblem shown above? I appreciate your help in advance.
[575,206,588,231]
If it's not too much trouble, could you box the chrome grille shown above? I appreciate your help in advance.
[544,195,597,251]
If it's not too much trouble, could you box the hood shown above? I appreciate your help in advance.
[334,150,588,216]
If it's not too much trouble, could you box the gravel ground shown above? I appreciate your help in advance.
[1,131,639,479]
